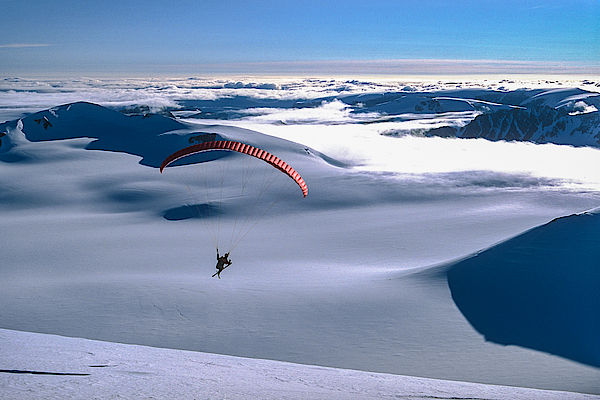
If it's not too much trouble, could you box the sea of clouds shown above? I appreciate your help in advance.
[2,75,599,121]
[3,76,600,192]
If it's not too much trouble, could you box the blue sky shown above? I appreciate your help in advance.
[1,0,599,75]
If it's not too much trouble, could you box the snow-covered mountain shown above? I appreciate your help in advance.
[180,87,600,147]
[3,79,600,148]
[0,102,187,167]
[1,97,600,396]
[426,89,600,147]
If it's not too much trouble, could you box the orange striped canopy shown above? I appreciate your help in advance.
[160,140,308,197]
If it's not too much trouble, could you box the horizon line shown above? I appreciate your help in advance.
[179,58,600,75]
[3,58,600,76]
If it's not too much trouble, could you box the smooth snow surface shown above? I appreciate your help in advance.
[1,329,597,400]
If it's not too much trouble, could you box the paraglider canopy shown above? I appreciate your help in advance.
[159,138,308,254]
[160,140,308,197]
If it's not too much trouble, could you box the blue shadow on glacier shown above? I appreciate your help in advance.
[446,209,600,367]
[163,204,224,221]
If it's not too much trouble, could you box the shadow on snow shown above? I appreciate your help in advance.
[446,210,600,367]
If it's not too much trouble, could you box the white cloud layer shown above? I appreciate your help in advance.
[238,100,383,124]
[203,120,600,192]
[2,76,599,123]
[569,101,598,115]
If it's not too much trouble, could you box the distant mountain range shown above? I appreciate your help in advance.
[388,88,600,147]
[427,102,600,147]
[2,87,599,149]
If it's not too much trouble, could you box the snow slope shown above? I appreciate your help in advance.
[447,207,600,368]
[2,329,597,400]
[1,101,600,395]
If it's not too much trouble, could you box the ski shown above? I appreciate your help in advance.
[212,263,231,278]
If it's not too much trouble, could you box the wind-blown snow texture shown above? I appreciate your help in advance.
[1,77,600,397]
[2,329,597,400]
